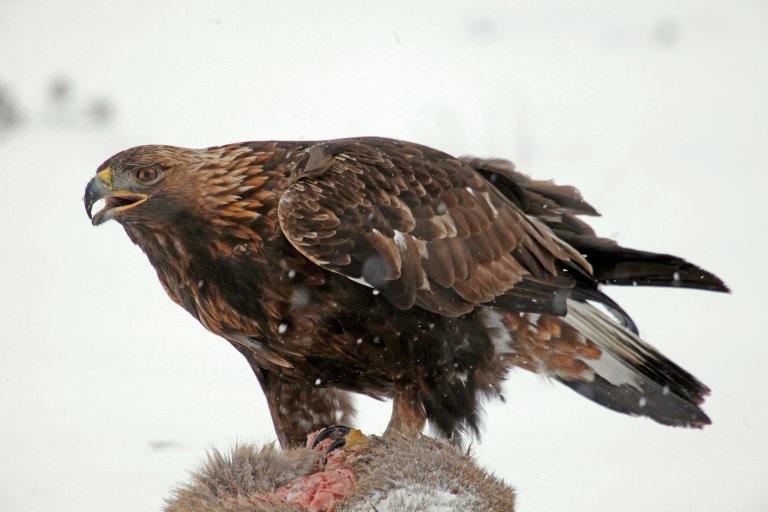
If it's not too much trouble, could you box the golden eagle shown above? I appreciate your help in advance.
[84,137,727,447]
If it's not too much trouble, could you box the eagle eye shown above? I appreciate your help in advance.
[136,167,159,182]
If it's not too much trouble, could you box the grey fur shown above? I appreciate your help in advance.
[165,437,515,512]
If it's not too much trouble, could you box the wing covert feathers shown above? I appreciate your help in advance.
[278,138,590,317]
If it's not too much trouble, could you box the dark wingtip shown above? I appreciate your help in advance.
[706,273,731,293]
[669,259,730,293]
[670,263,730,294]
[589,249,730,294]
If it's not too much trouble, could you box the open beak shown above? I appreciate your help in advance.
[84,168,148,225]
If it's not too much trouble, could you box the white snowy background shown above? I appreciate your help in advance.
[1,1,765,511]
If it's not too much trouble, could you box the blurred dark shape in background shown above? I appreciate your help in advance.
[49,76,72,104]
[466,15,503,44]
[86,98,114,125]
[0,76,115,140]
[654,19,681,47]
[147,439,184,452]
[0,85,23,135]
[47,76,74,126]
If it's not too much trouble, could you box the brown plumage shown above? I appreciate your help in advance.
[84,137,728,447]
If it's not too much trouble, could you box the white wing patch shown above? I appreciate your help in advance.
[479,307,513,356]
[564,299,647,389]
[348,275,375,288]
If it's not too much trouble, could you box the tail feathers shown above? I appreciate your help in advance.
[560,300,710,427]
[559,374,710,427]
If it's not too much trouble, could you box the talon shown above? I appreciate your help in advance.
[312,425,369,454]
[312,425,351,449]
[327,437,348,453]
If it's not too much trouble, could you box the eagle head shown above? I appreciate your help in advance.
[84,144,275,232]
[84,145,202,226]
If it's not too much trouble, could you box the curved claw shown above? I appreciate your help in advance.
[312,425,369,455]
[327,437,348,453]
[312,425,351,452]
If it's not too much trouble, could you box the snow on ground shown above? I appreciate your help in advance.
[0,1,766,511]
[348,484,483,512]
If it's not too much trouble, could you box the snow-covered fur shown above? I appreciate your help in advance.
[165,436,515,512]
[344,436,515,512]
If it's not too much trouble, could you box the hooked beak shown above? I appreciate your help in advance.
[84,168,148,225]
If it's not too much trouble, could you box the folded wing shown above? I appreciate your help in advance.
[278,138,591,317]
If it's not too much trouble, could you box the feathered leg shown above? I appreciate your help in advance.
[253,367,356,448]
[384,380,427,438]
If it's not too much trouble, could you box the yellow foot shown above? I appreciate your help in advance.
[312,425,369,454]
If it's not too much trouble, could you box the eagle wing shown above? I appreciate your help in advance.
[277,138,591,317]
